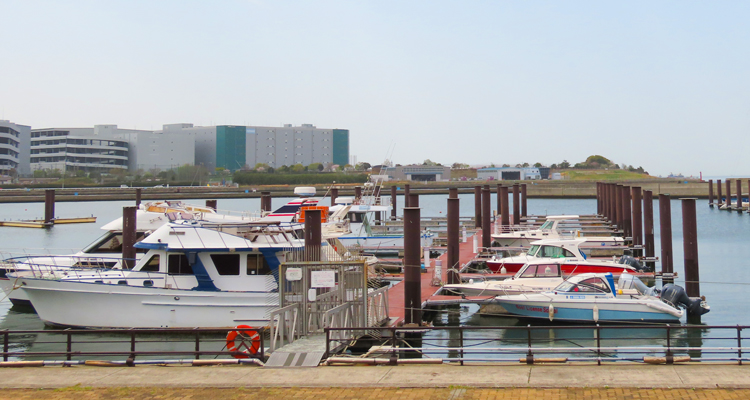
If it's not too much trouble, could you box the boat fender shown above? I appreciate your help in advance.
[548,304,554,321]
[226,325,261,359]
[469,279,474,284]
[593,304,599,322]
[500,265,507,274]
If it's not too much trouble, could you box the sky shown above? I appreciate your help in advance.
[1,1,748,176]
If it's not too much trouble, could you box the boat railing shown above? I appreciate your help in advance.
[269,303,301,352]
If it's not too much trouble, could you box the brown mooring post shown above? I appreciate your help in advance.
[737,179,743,213]
[474,186,482,229]
[521,184,528,218]
[615,185,623,232]
[44,189,55,224]
[304,209,322,262]
[631,187,643,254]
[500,186,510,229]
[512,184,520,225]
[330,187,339,207]
[404,184,411,208]
[482,186,491,249]
[447,188,460,284]
[261,191,271,213]
[135,188,142,207]
[681,198,700,297]
[205,199,217,211]
[643,190,655,270]
[496,184,503,218]
[623,186,633,239]
[659,194,673,277]
[403,195,422,325]
[122,206,137,269]
[716,180,722,208]
[354,186,362,202]
[596,183,602,215]
[708,179,714,208]
[726,179,731,209]
[390,186,397,220]
[609,183,617,222]
[602,183,608,219]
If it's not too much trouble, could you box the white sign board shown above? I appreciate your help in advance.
[311,271,336,288]
[285,268,303,281]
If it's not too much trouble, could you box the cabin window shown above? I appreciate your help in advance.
[520,265,537,277]
[348,212,365,223]
[168,254,193,275]
[539,220,554,230]
[539,246,575,258]
[536,264,559,277]
[211,254,240,275]
[526,245,540,257]
[140,254,161,272]
[84,232,149,254]
[246,254,272,275]
[577,277,610,293]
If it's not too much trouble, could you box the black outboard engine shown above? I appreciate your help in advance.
[660,284,710,316]
[618,249,648,272]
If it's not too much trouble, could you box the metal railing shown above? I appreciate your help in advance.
[325,325,750,365]
[1,327,267,364]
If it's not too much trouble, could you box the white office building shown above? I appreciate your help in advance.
[0,120,31,175]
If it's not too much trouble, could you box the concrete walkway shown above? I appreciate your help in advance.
[1,364,750,389]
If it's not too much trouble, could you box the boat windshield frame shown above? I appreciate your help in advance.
[539,220,555,230]
[555,277,611,293]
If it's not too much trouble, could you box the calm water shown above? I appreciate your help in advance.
[0,194,747,360]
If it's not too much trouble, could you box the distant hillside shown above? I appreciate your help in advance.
[561,169,654,181]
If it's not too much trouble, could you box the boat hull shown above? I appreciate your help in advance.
[493,295,682,323]
[21,278,279,328]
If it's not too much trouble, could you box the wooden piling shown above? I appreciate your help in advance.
[708,179,714,208]
[644,190,655,270]
[205,199,217,211]
[404,184,411,208]
[631,187,643,250]
[403,196,422,325]
[447,189,460,285]
[122,206,137,270]
[44,189,55,224]
[354,186,362,202]
[482,186,491,249]
[474,186,482,229]
[304,209,322,261]
[521,184,528,218]
[331,188,339,207]
[512,184,520,225]
[500,186,510,228]
[622,185,632,239]
[615,185,623,232]
[681,198,700,297]
[390,186,397,220]
[496,184,503,218]
[737,180,743,212]
[716,180,722,208]
[261,192,271,213]
[725,179,731,209]
[135,188,142,207]
[659,194,673,275]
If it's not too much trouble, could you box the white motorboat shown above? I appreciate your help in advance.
[14,220,308,328]
[484,238,640,274]
[0,198,318,306]
[490,273,710,323]
[491,215,624,248]
[443,260,572,297]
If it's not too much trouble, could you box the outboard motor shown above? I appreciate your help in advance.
[618,249,648,272]
[618,272,659,296]
[660,284,710,316]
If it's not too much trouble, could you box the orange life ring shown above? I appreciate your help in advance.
[226,325,260,359]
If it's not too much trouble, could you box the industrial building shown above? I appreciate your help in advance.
[0,120,30,175]
[477,167,548,181]
[381,164,451,182]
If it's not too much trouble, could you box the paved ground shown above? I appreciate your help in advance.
[2,387,750,400]
[2,364,750,398]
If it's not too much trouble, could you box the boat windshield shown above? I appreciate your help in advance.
[538,245,575,258]
[555,277,611,293]
[526,245,540,257]
[539,220,554,230]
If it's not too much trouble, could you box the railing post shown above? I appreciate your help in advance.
[665,325,672,364]
[260,328,265,361]
[390,327,398,365]
[66,330,72,361]
[3,330,8,361]
[325,328,330,358]
[130,330,136,360]
[738,326,743,366]
[526,324,533,364]
[195,329,200,360]
[459,327,464,366]
[596,324,601,366]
